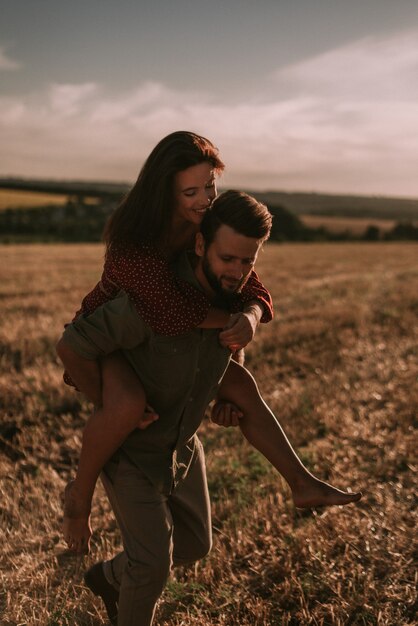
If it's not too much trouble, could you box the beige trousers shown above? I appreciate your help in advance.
[100,439,212,626]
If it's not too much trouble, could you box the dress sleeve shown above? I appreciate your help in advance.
[237,270,274,323]
[80,244,211,336]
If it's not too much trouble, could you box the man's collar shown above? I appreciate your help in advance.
[172,250,205,293]
[173,251,239,312]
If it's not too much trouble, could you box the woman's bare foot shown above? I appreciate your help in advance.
[292,476,362,509]
[63,480,93,554]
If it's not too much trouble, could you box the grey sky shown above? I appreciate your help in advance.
[1,0,418,196]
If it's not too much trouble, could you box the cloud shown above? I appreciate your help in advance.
[1,31,417,197]
[0,46,21,71]
[49,82,99,116]
[273,30,418,102]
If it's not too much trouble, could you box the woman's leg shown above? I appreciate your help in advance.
[63,352,157,553]
[216,360,362,508]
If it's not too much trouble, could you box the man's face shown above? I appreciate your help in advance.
[195,224,262,298]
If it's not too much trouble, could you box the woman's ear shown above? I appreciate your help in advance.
[195,232,205,257]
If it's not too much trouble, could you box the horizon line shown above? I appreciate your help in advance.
[1,174,417,203]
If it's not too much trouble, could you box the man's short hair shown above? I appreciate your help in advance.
[200,190,272,247]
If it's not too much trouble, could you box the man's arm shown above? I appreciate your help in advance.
[61,290,149,358]
[57,291,149,405]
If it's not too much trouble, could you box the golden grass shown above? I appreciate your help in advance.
[300,215,397,235]
[0,189,70,210]
[1,242,417,625]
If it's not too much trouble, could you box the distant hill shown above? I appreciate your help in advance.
[245,190,418,221]
[0,177,129,200]
[1,177,418,221]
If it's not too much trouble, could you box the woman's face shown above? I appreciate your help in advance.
[172,162,217,226]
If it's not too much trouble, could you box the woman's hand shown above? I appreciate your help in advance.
[219,309,259,351]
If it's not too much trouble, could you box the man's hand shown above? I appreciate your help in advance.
[211,400,243,427]
[56,337,102,406]
[219,302,263,351]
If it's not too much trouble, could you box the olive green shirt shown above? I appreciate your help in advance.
[63,252,231,494]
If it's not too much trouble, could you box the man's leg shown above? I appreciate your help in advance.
[107,440,212,573]
[92,441,211,624]
[170,438,212,567]
[99,455,174,626]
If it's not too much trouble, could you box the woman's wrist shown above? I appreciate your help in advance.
[243,300,264,323]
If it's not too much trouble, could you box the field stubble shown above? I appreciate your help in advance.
[0,242,417,625]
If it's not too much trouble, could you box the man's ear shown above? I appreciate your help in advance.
[195,232,205,258]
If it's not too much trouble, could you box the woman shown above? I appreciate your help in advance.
[58,131,361,555]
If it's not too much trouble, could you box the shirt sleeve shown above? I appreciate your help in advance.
[238,270,274,323]
[63,291,150,359]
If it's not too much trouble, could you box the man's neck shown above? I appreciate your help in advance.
[193,257,216,300]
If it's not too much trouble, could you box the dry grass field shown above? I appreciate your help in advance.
[0,242,417,625]
[0,190,101,211]
[0,189,69,210]
[299,215,397,237]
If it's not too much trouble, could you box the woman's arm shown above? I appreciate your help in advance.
[78,244,215,334]
[218,300,264,350]
[240,269,274,323]
[72,245,271,344]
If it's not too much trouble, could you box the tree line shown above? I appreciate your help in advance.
[0,200,417,243]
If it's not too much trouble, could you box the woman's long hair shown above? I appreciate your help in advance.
[103,131,224,248]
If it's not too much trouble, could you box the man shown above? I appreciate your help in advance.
[58,191,361,625]
[59,191,273,625]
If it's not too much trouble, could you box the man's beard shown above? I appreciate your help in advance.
[201,256,248,307]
